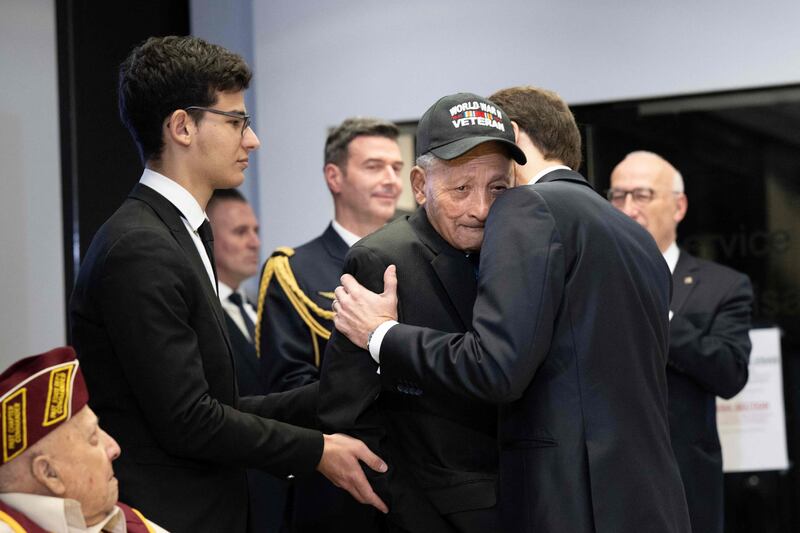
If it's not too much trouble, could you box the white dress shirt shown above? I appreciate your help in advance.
[219,282,258,341]
[139,169,217,294]
[331,219,362,247]
[0,493,168,533]
[527,165,571,185]
[663,241,679,321]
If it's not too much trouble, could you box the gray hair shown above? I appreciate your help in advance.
[415,152,440,172]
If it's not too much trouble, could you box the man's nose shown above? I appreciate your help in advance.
[249,230,261,248]
[243,127,260,151]
[469,191,492,221]
[103,429,122,461]
[382,166,401,188]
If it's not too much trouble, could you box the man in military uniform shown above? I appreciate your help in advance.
[257,117,404,392]
[0,347,167,532]
[256,117,403,531]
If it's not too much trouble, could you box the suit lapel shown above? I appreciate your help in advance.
[129,184,234,356]
[410,209,476,328]
[670,249,699,314]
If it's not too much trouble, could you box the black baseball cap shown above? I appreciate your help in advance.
[415,92,526,165]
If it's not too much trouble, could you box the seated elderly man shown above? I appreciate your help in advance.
[0,347,166,532]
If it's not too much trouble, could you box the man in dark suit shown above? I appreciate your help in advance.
[319,93,526,533]
[69,35,387,533]
[610,151,753,533]
[332,86,691,533]
[206,188,289,533]
[255,117,403,532]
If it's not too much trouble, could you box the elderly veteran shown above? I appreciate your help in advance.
[318,92,525,533]
[0,347,166,533]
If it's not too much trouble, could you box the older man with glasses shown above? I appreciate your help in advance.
[610,150,753,533]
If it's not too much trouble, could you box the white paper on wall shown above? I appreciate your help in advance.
[717,327,789,473]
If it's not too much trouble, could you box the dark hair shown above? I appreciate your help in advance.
[207,188,247,213]
[489,86,582,170]
[324,117,399,169]
[119,35,252,164]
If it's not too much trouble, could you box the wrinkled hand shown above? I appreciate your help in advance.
[317,433,389,513]
[333,265,399,349]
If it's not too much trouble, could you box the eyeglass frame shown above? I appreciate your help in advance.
[184,106,252,136]
[606,187,682,207]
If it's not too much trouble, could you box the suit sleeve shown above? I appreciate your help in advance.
[318,246,390,497]
[381,187,565,403]
[98,228,323,476]
[258,263,325,392]
[239,382,320,430]
[668,273,753,399]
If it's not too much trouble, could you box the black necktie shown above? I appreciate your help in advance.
[228,292,256,342]
[197,220,218,286]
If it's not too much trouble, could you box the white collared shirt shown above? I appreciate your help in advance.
[139,169,217,294]
[219,282,258,341]
[663,241,679,274]
[527,165,571,185]
[662,241,679,321]
[331,219,362,248]
[0,493,168,533]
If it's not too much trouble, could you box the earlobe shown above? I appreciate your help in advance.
[410,166,427,206]
[674,194,688,223]
[167,110,193,147]
[31,455,66,496]
[511,121,520,143]
[324,163,343,194]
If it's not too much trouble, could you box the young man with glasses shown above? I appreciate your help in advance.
[69,35,387,533]
[610,151,753,533]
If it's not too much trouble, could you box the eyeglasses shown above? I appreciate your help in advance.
[185,106,252,136]
[606,187,681,207]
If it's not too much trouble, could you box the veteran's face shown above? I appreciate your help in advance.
[413,142,513,253]
[48,407,122,526]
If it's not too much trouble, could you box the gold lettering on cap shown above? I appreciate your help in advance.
[43,364,74,427]
[2,388,27,462]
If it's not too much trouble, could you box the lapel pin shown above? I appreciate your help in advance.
[683,276,693,285]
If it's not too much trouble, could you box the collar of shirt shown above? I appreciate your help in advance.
[218,281,235,301]
[140,168,208,231]
[331,219,362,248]
[663,241,680,274]
[0,493,124,533]
[527,165,571,185]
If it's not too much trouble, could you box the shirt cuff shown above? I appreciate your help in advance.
[368,320,399,364]
[669,310,674,321]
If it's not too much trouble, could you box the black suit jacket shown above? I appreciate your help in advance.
[259,224,348,393]
[319,209,499,533]
[223,310,290,533]
[667,250,753,533]
[380,171,691,533]
[69,183,323,533]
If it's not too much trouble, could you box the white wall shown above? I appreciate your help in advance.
[247,0,800,255]
[0,0,64,368]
